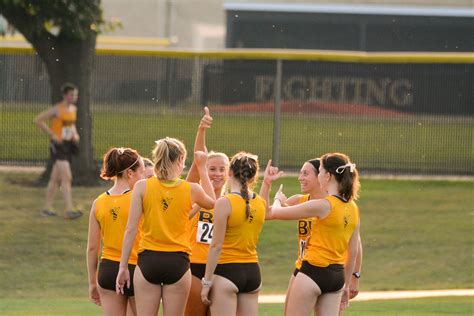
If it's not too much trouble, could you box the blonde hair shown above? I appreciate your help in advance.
[152,137,187,180]
[207,151,230,166]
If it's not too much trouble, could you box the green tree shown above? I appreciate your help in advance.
[0,0,105,185]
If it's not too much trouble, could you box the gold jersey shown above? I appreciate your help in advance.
[304,196,359,267]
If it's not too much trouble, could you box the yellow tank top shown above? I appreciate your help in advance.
[189,208,214,264]
[140,177,193,254]
[304,196,359,267]
[95,191,141,265]
[218,193,266,264]
[50,104,76,141]
[295,195,315,270]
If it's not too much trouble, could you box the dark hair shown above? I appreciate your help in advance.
[100,147,141,180]
[307,158,320,175]
[61,82,77,95]
[229,152,259,219]
[320,153,360,201]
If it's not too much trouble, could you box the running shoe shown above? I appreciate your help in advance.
[64,210,83,220]
[40,209,57,217]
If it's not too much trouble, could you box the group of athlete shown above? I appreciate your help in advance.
[85,106,363,316]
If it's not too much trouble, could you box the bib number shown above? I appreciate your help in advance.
[197,221,214,244]
[61,127,73,141]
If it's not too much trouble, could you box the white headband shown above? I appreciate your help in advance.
[335,163,356,174]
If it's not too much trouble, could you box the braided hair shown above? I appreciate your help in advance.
[229,152,259,219]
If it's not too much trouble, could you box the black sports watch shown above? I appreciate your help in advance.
[352,272,361,278]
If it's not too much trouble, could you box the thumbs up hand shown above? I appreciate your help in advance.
[199,106,213,130]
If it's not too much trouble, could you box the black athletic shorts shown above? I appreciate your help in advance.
[293,268,300,277]
[49,140,78,162]
[214,262,261,293]
[190,263,206,280]
[138,250,189,285]
[299,261,345,294]
[98,259,136,297]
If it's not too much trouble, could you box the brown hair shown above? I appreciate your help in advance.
[229,152,259,219]
[320,153,360,201]
[100,147,141,180]
[60,82,77,95]
[152,137,187,180]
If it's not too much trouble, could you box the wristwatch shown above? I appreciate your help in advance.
[352,272,361,279]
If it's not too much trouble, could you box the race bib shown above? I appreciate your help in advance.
[197,221,214,244]
[61,127,73,141]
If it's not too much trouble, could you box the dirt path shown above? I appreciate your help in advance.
[258,289,474,303]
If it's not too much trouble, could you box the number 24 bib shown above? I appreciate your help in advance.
[197,221,213,244]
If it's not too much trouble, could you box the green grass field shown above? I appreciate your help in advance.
[1,103,472,174]
[0,297,472,315]
[0,171,472,314]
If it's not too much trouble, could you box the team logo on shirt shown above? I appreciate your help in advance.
[299,220,312,236]
[248,207,256,223]
[344,214,350,228]
[161,197,173,211]
[110,207,119,221]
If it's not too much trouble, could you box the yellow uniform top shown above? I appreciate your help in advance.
[189,208,214,264]
[294,195,315,270]
[140,177,193,254]
[219,193,266,264]
[95,191,141,265]
[304,196,359,267]
[50,104,76,141]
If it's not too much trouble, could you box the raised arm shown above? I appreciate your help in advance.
[201,197,231,305]
[86,200,101,306]
[259,159,283,220]
[116,180,145,294]
[187,106,212,183]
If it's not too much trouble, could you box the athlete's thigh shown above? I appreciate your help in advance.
[162,269,192,316]
[209,275,238,316]
[185,275,209,316]
[236,291,259,316]
[55,160,72,180]
[315,290,343,316]
[97,285,128,316]
[286,272,321,316]
[133,265,162,316]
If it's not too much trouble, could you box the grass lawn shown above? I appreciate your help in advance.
[0,171,472,314]
[1,103,472,174]
[0,297,472,315]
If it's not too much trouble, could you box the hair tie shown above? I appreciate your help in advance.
[117,147,125,155]
[245,200,250,204]
[335,163,356,174]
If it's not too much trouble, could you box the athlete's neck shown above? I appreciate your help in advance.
[108,178,131,195]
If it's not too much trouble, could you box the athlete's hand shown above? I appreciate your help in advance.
[72,132,80,143]
[201,286,212,306]
[274,184,287,205]
[340,285,350,311]
[263,160,284,186]
[349,275,360,299]
[199,106,213,130]
[89,283,101,305]
[51,134,61,143]
[194,151,208,167]
[115,266,130,295]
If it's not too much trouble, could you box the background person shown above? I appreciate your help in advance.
[34,82,82,219]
